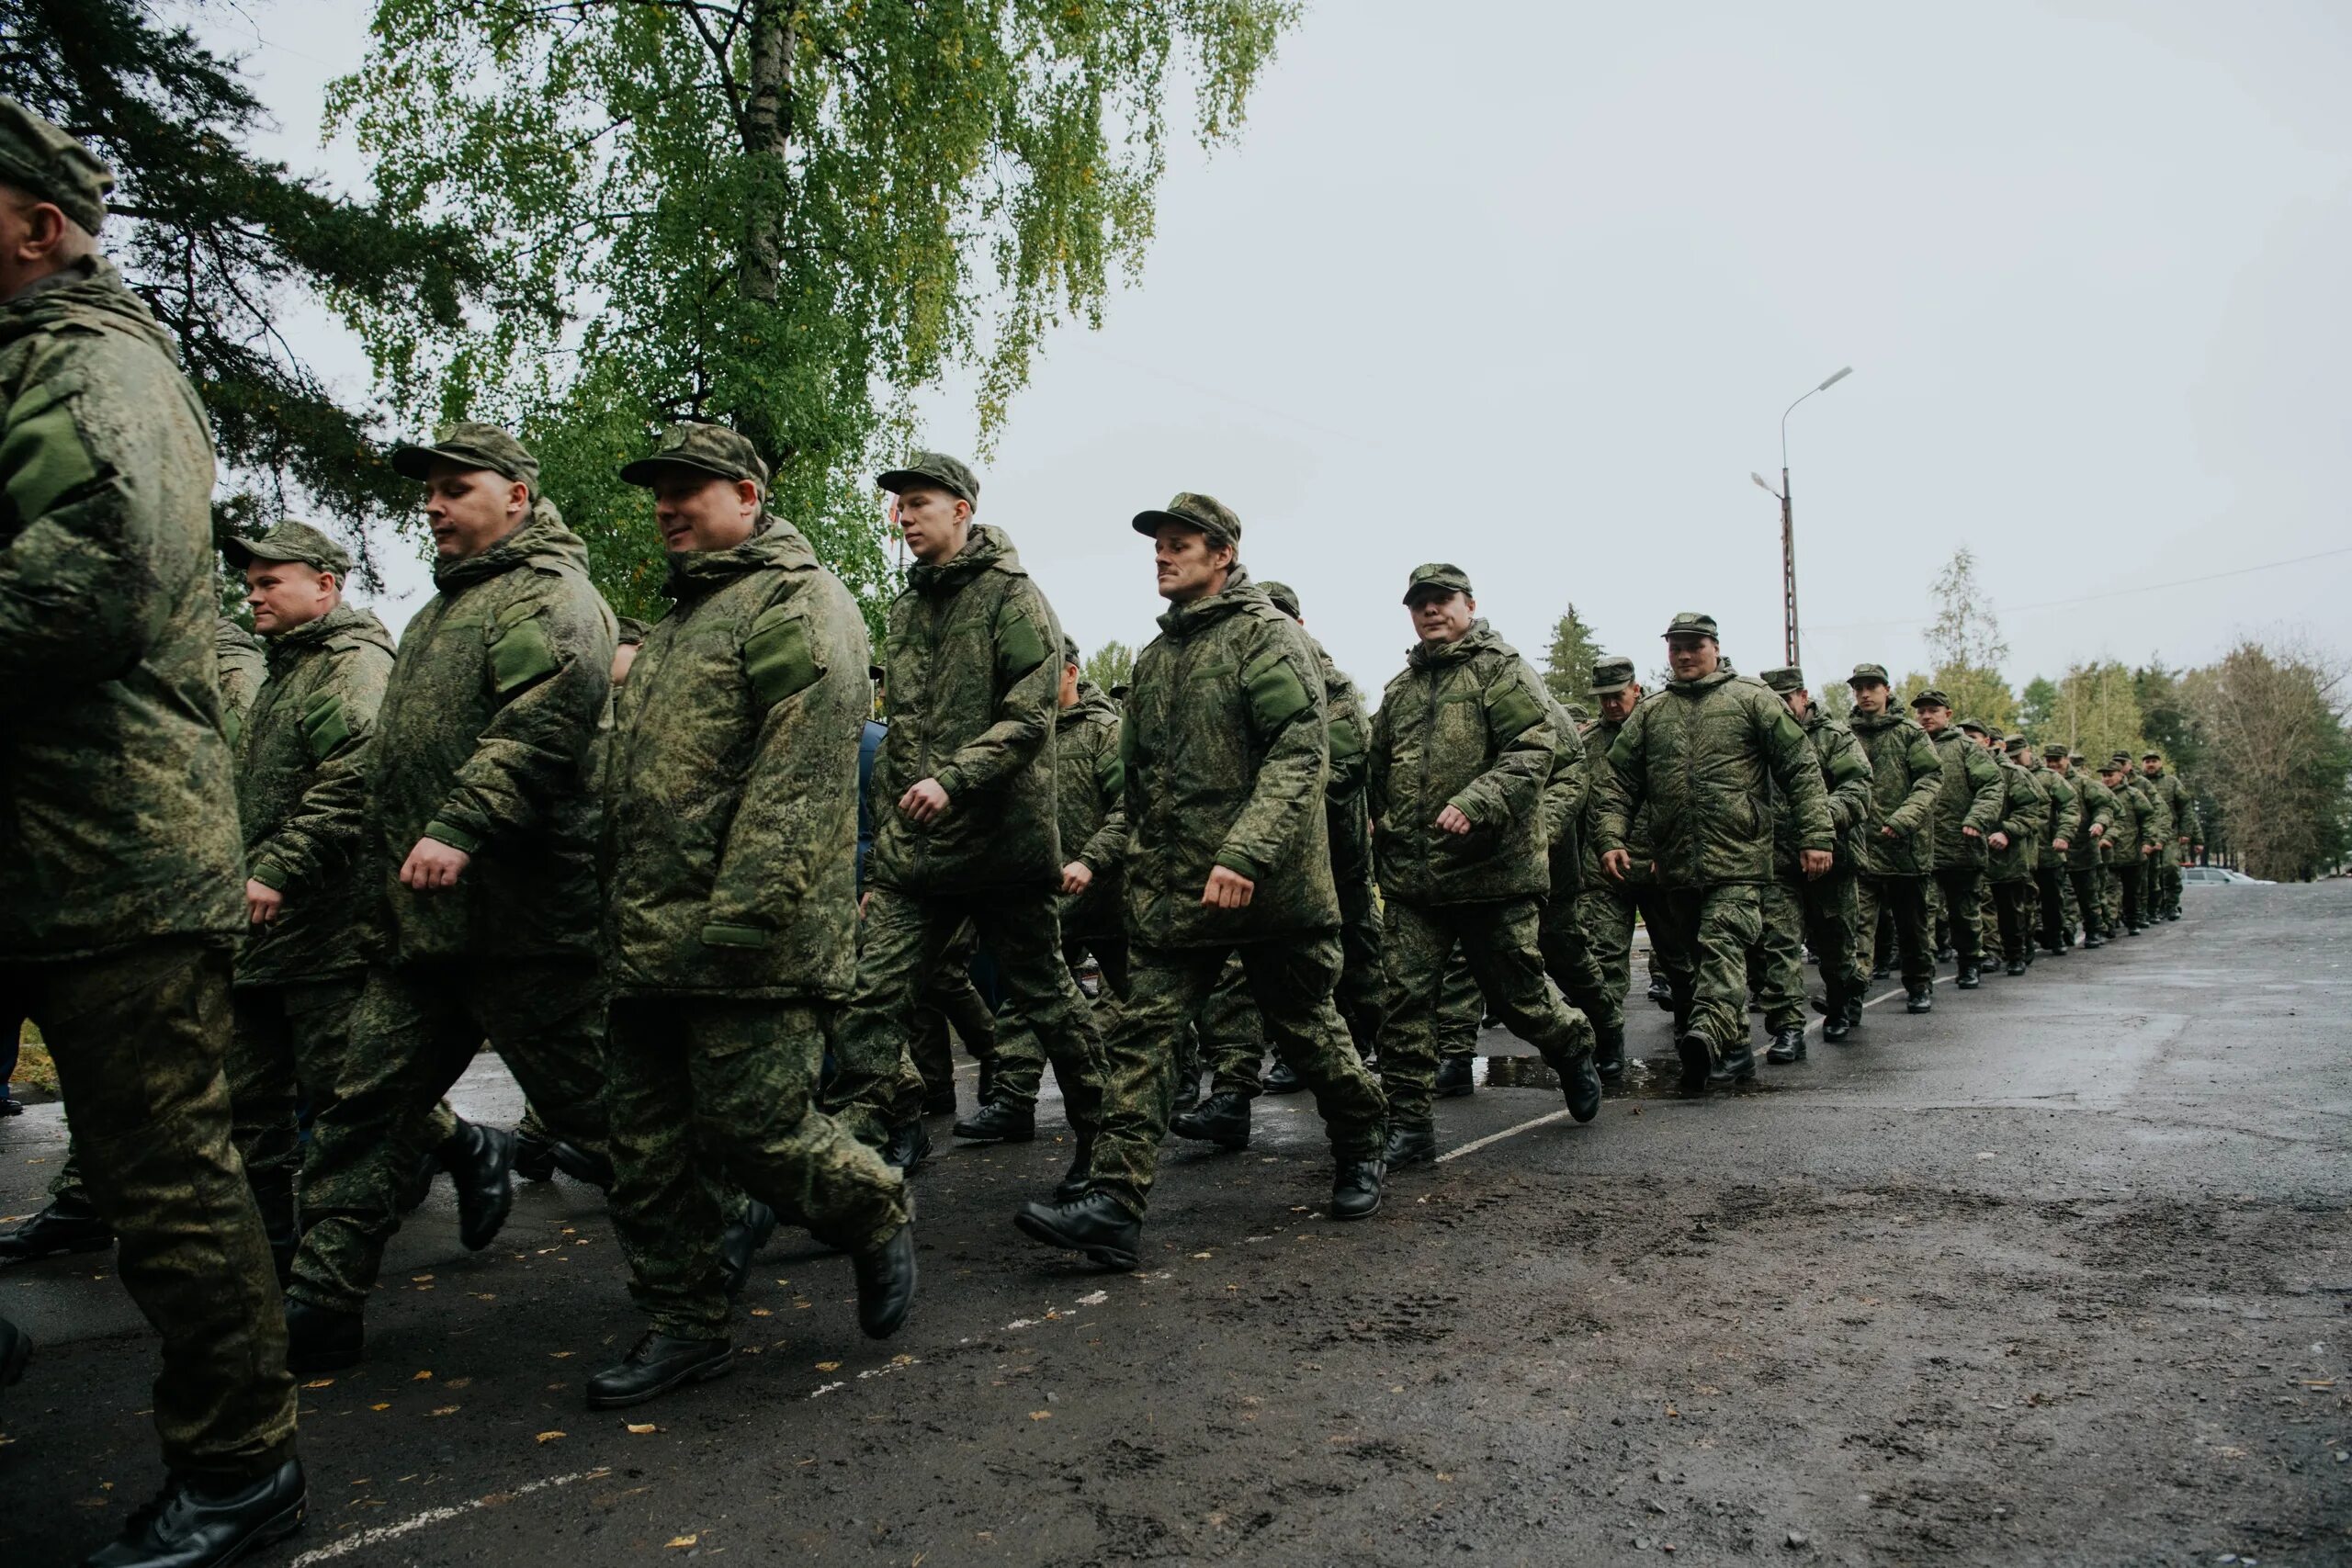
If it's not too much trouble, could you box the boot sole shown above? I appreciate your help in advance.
[1436,1082,1476,1100]
[1171,1129,1250,1151]
[1675,1036,1712,1093]
[1012,1210,1138,1271]
[1329,1191,1383,1222]
[0,1231,114,1262]
[951,1122,1036,1145]
[288,1343,364,1376]
[215,1492,308,1567]
[585,1351,735,1410]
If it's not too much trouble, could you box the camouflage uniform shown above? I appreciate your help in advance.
[2143,762,2194,918]
[1845,668,1943,994]
[1082,497,1383,1218]
[1984,742,2049,966]
[1574,659,1683,1046]
[1749,668,1873,1035]
[2065,759,2119,941]
[2032,746,2080,949]
[1917,693,2006,977]
[288,424,617,1318]
[2120,761,2170,928]
[600,432,908,1342]
[215,616,268,743]
[2100,762,2151,931]
[1370,577,1592,1126]
[0,161,295,1489]
[1591,619,1834,1063]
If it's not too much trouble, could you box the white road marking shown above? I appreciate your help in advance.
[286,1467,609,1565]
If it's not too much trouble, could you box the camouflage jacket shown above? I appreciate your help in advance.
[1540,690,1589,900]
[1773,711,1873,881]
[369,502,615,964]
[1053,680,1128,942]
[2067,773,2117,867]
[0,258,244,961]
[1369,619,1559,906]
[1120,568,1336,948]
[603,519,866,998]
[238,604,395,986]
[2145,768,2195,848]
[1926,728,2006,869]
[1984,753,2048,883]
[2105,776,2151,863]
[2036,763,2079,855]
[1593,669,1833,889]
[216,618,268,745]
[1577,716,1656,888]
[1846,709,1943,878]
[2122,774,2169,852]
[868,524,1064,894]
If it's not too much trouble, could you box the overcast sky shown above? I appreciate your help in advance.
[203,0,2352,699]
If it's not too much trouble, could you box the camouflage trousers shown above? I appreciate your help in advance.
[1931,866,1986,967]
[1856,874,1933,989]
[991,934,1127,1110]
[288,958,611,1315]
[605,997,908,1341]
[2035,863,2073,948]
[1377,897,1591,1126]
[0,940,297,1483]
[2067,864,2103,937]
[1747,874,1856,1032]
[910,920,995,1102]
[830,885,1102,1144]
[2157,859,2184,919]
[1989,876,2034,964]
[1090,934,1385,1219]
[1205,867,1385,1097]
[1537,880,1613,1035]
[1648,885,1764,1056]
[1577,881,1689,1030]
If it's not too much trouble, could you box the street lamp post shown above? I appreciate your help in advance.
[1752,366,1852,669]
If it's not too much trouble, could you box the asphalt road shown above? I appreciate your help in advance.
[4,882,2347,1565]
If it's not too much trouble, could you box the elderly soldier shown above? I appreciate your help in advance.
[588,424,914,1407]
[2064,752,2118,947]
[280,421,616,1373]
[1985,737,2049,975]
[2033,743,2081,953]
[826,454,1104,1187]
[1016,494,1387,1266]
[0,96,304,1566]
[1910,691,2005,989]
[1755,668,1872,1061]
[1845,664,1942,1013]
[1369,564,1600,1167]
[1574,657,1677,1077]
[2142,752,2194,920]
[957,635,1128,1145]
[1594,615,1833,1092]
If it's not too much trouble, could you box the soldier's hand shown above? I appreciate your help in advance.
[2089,822,2105,837]
[1061,860,1094,897]
[2052,838,2069,853]
[1799,849,1833,879]
[400,836,471,891]
[899,777,950,825]
[1600,848,1633,883]
[858,889,872,918]
[1962,824,1982,840]
[1988,830,2010,851]
[245,879,284,926]
[1878,825,1898,839]
[1434,804,1474,836]
[1202,865,1256,909]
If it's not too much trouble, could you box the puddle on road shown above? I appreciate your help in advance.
[1472,1052,1792,1101]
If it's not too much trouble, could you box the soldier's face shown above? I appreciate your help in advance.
[244,561,337,635]
[1154,525,1231,603]
[1597,685,1639,724]
[2142,759,2160,776]
[1408,591,1474,644]
[1781,688,1812,719]
[1058,661,1080,709]
[1850,681,1888,715]
[1916,705,1950,734]
[1665,635,1717,679]
[423,463,529,560]
[652,471,760,553]
[893,486,971,564]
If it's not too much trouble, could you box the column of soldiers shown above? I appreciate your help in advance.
[0,98,2197,1568]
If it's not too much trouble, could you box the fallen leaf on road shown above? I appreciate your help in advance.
[1029,1411,1051,1420]
[412,1274,434,1282]
[815,1361,840,1371]
[1076,1291,1108,1306]
[430,1406,458,1416]
[626,1423,658,1435]
[1191,1251,1213,1259]
[302,1379,334,1390]
[411,1371,432,1382]
[369,1404,390,1412]
[750,1307,773,1317]
[664,1534,698,1549]
[536,1431,566,1443]
[549,1351,574,1359]
[446,1378,471,1389]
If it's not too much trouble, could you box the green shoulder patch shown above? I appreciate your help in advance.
[1328,713,1366,763]
[1483,673,1544,744]
[995,607,1049,684]
[489,615,560,694]
[300,692,352,761]
[1094,741,1125,804]
[1243,647,1312,735]
[0,379,98,523]
[744,604,822,707]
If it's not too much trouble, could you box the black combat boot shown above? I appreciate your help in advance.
[1383,1119,1437,1170]
[921,1082,959,1118]
[1674,1032,1713,1094]
[437,1120,516,1252]
[1330,1158,1384,1221]
[1711,1040,1758,1085]
[514,1126,558,1182]
[1262,1059,1303,1095]
[852,1221,918,1338]
[1905,984,1933,1014]
[1053,1137,1093,1205]
[1955,963,1981,989]
[84,1458,306,1568]
[1823,1012,1850,1043]
[1,1312,28,1389]
[1434,1055,1476,1098]
[952,1099,1036,1144]
[585,1333,733,1409]
[1765,1025,1807,1064]
[1554,1050,1602,1122]
[1647,976,1675,1011]
[1014,1191,1141,1270]
[718,1199,777,1300]
[549,1140,616,1190]
[2083,931,2105,950]
[0,1193,112,1261]
[2004,957,2027,976]
[880,1119,933,1172]
[283,1297,364,1374]
[1170,1068,1201,1118]
[1170,1090,1250,1151]
[1593,1021,1626,1081]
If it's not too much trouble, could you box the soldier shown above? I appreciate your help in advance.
[1593,615,1833,1092]
[1014,493,1387,1267]
[957,635,1128,1145]
[1574,657,1677,1076]
[215,615,268,739]
[1911,691,2005,990]
[2142,751,2194,920]
[2064,752,2118,947]
[1368,564,1600,1167]
[825,454,1104,1188]
[279,421,617,1373]
[1845,664,1942,1013]
[0,96,303,1565]
[2033,743,2081,953]
[1984,736,2049,975]
[589,423,914,1408]
[1754,668,1873,1061]
[1532,681,1616,1072]
[2110,753,2165,932]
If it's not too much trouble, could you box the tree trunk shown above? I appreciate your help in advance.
[740,0,792,306]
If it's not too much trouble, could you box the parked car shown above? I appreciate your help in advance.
[2182,865,2272,886]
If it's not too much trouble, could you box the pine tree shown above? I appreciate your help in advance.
[1543,603,1605,713]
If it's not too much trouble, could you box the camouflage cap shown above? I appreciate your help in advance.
[1848,661,1892,687]
[876,451,979,508]
[222,518,353,578]
[1060,633,1080,666]
[2142,750,2162,761]
[616,616,650,646]
[1131,491,1241,551]
[1760,665,1804,694]
[2004,735,2030,752]
[2067,750,2086,763]
[619,422,769,490]
[0,96,112,234]
[1261,580,1303,619]
[1401,562,1474,604]
[2109,751,2133,765]
[390,421,540,495]
[1957,717,1989,735]
[1662,611,1719,641]
[1567,704,1591,724]
[2099,757,2126,773]
[1910,688,1952,709]
[2042,743,2069,760]
[1589,655,1637,694]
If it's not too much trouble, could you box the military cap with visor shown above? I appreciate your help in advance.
[1848,661,1892,687]
[620,422,769,490]
[2042,743,2069,761]
[1910,687,1953,709]
[2067,750,2086,763]
[222,518,353,579]
[2004,735,2030,752]
[2142,750,2162,761]
[390,421,540,495]
[1589,655,1637,694]
[1662,611,1719,641]
[2110,751,2134,765]
[1401,562,1474,605]
[1958,717,1989,736]
[1132,491,1241,552]
[876,451,979,508]
[0,96,112,234]
[1760,666,1804,694]
[1261,580,1303,619]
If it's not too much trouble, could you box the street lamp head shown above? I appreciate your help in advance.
[1750,471,1774,493]
[1818,366,1854,391]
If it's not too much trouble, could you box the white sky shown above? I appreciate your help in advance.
[201,0,2352,698]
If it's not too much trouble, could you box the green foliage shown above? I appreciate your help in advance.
[1541,602,1603,713]
[2184,642,2352,880]
[2043,660,2146,766]
[1082,637,1136,694]
[2018,675,2059,738]
[1925,545,2009,674]
[0,0,496,587]
[1816,681,1854,722]
[329,0,1299,626]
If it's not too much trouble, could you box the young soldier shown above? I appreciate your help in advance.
[2064,752,2118,947]
[1755,668,1873,1060]
[1844,664,1943,1013]
[1985,736,2050,975]
[1911,691,2005,989]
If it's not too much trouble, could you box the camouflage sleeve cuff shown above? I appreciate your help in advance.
[932,765,965,799]
[422,819,482,854]
[247,859,290,893]
[700,921,769,949]
[1213,848,1263,881]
